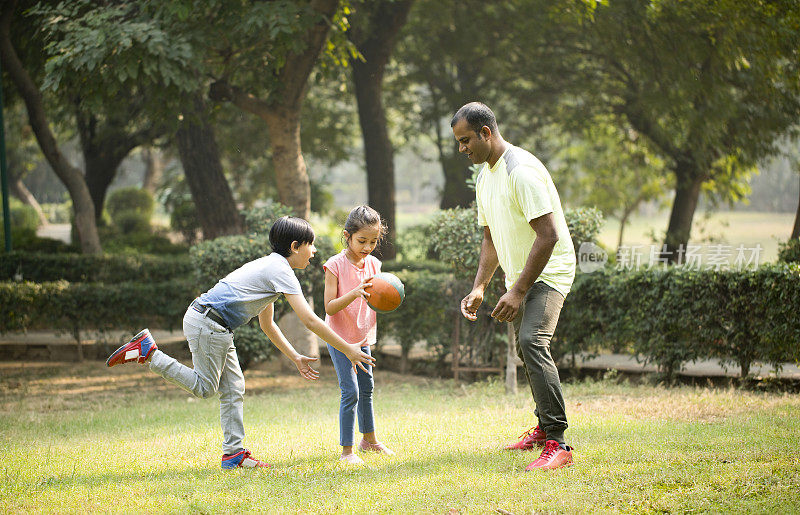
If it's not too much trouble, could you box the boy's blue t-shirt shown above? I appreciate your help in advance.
[197,252,303,330]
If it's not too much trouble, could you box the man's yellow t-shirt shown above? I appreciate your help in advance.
[476,145,576,297]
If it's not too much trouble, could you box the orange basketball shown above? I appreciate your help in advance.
[364,272,405,313]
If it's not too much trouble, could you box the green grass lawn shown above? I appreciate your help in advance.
[1,360,799,514]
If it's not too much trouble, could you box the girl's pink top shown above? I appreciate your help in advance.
[323,250,381,346]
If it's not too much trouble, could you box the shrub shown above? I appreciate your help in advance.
[382,260,452,274]
[6,198,40,233]
[0,227,76,254]
[106,187,155,224]
[242,201,295,235]
[425,204,484,279]
[394,224,429,262]
[564,206,604,251]
[112,211,152,234]
[169,198,201,245]
[233,321,273,371]
[778,238,800,264]
[0,279,196,336]
[555,265,800,381]
[0,252,193,282]
[41,201,72,224]
[102,230,188,255]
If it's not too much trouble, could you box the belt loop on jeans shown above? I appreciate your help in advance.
[191,299,231,332]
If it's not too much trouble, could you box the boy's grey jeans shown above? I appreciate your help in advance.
[512,281,569,445]
[148,307,245,455]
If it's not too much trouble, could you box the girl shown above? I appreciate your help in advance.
[323,206,395,464]
[107,216,375,469]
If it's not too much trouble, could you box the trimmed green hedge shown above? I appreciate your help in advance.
[0,279,196,336]
[2,258,797,382]
[0,252,194,283]
[555,264,800,381]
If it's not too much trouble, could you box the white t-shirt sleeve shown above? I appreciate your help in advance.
[512,166,553,222]
[270,264,303,295]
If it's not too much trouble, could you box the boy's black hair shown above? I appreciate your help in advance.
[269,216,315,257]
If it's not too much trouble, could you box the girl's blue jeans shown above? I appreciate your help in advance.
[327,343,375,446]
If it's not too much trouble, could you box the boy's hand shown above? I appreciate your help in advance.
[345,342,376,373]
[293,355,320,381]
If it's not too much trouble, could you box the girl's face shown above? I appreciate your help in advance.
[345,224,381,260]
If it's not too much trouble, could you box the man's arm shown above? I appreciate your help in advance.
[490,213,559,323]
[461,226,500,321]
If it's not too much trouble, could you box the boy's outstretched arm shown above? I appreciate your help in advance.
[284,293,376,373]
[258,303,319,381]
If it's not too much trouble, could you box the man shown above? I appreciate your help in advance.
[451,102,576,470]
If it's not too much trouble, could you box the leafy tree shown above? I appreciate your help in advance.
[555,121,669,250]
[32,0,243,239]
[393,0,510,210]
[503,0,800,261]
[0,0,101,253]
[200,0,347,218]
[2,102,49,226]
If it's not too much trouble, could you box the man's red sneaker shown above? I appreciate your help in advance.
[505,425,546,450]
[106,329,157,367]
[525,440,573,471]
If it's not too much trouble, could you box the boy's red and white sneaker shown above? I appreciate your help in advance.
[525,440,573,471]
[221,449,270,469]
[106,329,158,367]
[358,439,395,455]
[505,425,546,450]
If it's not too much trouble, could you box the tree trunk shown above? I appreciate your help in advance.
[141,147,163,194]
[352,63,397,259]
[263,107,311,219]
[791,173,800,239]
[0,3,101,254]
[207,0,339,221]
[83,149,128,221]
[617,206,634,251]
[400,344,410,374]
[77,107,167,221]
[8,167,48,227]
[349,0,413,260]
[439,143,474,209]
[662,163,705,263]
[176,94,243,239]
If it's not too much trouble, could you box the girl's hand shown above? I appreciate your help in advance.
[344,342,376,373]
[293,355,320,381]
[349,276,374,301]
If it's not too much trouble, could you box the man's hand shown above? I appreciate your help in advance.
[461,288,484,321]
[344,342,376,373]
[491,288,525,323]
[293,355,320,381]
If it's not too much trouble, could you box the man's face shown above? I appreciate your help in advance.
[452,118,491,164]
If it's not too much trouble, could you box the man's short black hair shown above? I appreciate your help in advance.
[450,102,499,135]
[269,216,315,257]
